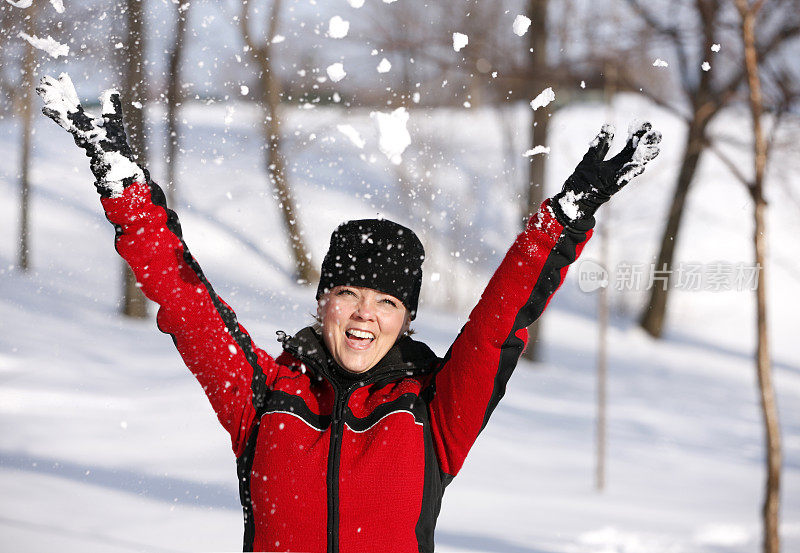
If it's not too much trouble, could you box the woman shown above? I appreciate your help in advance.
[37,73,661,553]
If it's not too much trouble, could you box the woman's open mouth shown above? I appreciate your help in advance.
[345,329,375,349]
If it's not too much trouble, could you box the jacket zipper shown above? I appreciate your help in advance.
[327,380,350,553]
[283,341,424,553]
[325,370,416,553]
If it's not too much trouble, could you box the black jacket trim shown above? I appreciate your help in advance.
[261,389,332,431]
[414,410,446,553]
[237,422,260,552]
[480,225,589,432]
[344,392,423,432]
[143,180,269,415]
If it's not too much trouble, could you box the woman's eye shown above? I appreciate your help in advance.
[380,299,397,308]
[336,289,356,297]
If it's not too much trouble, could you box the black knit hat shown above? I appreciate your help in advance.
[316,219,425,319]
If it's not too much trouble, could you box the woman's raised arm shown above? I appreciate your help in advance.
[427,122,662,481]
[36,74,275,457]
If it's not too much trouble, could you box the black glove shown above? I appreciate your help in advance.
[36,73,145,197]
[551,121,662,225]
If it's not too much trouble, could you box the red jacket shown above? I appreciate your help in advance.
[101,179,593,552]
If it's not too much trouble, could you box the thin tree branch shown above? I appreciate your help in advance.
[617,70,692,122]
[717,18,800,99]
[239,1,264,59]
[267,0,283,47]
[705,138,751,188]
[625,0,692,92]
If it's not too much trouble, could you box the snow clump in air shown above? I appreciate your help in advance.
[271,35,285,44]
[701,61,711,72]
[240,85,249,96]
[7,0,63,9]
[653,58,669,67]
[377,58,392,73]
[337,125,366,149]
[328,16,349,39]
[18,32,69,58]
[529,87,555,110]
[452,32,468,52]
[9,0,64,11]
[347,0,364,7]
[370,107,411,165]
[327,63,347,82]
[224,106,235,126]
[711,43,721,52]
[513,15,531,36]
[523,146,550,157]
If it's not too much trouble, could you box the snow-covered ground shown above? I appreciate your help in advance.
[1,94,799,552]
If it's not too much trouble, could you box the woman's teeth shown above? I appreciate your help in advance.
[346,329,375,340]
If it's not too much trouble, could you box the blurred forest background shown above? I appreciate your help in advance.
[2,1,800,552]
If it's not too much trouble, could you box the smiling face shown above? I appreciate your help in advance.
[318,285,411,374]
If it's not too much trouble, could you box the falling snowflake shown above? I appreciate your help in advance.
[328,16,349,39]
[530,87,555,110]
[18,32,69,58]
[523,146,550,157]
[370,107,411,165]
[453,33,468,52]
[377,58,392,73]
[513,15,531,36]
[327,63,346,82]
[337,125,366,149]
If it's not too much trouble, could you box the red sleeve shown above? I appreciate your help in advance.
[428,198,593,478]
[100,179,275,457]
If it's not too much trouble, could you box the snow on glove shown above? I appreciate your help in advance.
[551,121,662,224]
[36,72,145,198]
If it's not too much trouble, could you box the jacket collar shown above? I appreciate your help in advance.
[279,326,438,383]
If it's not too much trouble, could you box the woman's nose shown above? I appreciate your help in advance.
[353,298,376,320]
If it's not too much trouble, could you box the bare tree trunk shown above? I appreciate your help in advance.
[165,1,190,207]
[596,221,608,492]
[522,0,549,361]
[754,195,780,553]
[736,2,782,551]
[596,60,617,493]
[17,7,36,272]
[631,0,721,339]
[639,117,708,337]
[259,65,318,284]
[121,0,148,318]
[240,0,317,284]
